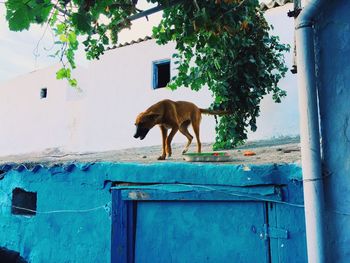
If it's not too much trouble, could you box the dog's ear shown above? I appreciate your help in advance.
[145,112,161,120]
[135,112,145,124]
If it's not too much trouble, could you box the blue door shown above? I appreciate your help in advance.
[111,184,306,263]
[135,201,269,263]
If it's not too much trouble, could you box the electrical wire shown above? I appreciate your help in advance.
[0,189,110,214]
[1,185,350,216]
[9,204,110,214]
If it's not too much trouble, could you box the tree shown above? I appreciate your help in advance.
[4,0,289,149]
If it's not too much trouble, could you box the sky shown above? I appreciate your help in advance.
[0,1,161,84]
[0,1,292,84]
[0,5,54,82]
[0,2,299,142]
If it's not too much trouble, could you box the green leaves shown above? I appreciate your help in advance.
[6,0,53,31]
[71,12,92,33]
[56,68,77,87]
[5,0,289,147]
[5,0,135,87]
[6,5,31,31]
[56,68,71,79]
[153,0,290,149]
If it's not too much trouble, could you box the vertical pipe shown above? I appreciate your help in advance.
[295,1,326,262]
[296,25,326,263]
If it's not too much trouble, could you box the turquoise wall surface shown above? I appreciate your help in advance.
[0,162,303,262]
[0,163,112,263]
[316,1,350,261]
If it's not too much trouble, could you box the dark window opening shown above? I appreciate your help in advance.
[40,88,47,99]
[11,188,37,216]
[153,60,170,89]
[0,247,27,263]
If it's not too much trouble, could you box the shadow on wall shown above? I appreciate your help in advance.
[0,247,27,263]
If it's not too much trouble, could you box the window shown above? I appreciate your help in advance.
[152,60,170,89]
[40,88,47,99]
[12,188,37,216]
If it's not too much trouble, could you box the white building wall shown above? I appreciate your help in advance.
[0,4,298,156]
[0,65,69,155]
[74,40,216,153]
[249,4,299,140]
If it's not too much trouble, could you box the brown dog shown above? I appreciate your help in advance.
[134,99,226,160]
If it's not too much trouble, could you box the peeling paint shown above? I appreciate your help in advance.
[128,191,151,200]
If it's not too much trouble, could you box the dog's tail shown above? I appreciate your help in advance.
[199,108,231,115]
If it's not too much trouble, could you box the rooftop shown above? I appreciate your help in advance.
[0,137,300,168]
[260,0,293,11]
[105,0,293,51]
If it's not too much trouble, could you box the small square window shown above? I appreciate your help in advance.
[152,60,170,89]
[40,88,47,99]
[12,188,37,216]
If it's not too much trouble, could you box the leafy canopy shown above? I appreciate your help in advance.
[5,0,289,149]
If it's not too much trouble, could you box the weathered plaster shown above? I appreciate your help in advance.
[0,162,303,262]
[315,0,350,261]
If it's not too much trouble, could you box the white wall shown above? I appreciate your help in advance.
[248,4,299,140]
[0,4,299,156]
[0,65,69,155]
[69,39,216,152]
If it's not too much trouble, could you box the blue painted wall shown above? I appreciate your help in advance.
[135,201,270,263]
[0,164,112,262]
[316,1,350,261]
[0,162,304,262]
[113,181,307,263]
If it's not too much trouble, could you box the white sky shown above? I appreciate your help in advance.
[0,1,291,84]
[0,1,162,83]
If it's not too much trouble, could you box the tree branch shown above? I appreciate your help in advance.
[53,4,71,17]
[193,0,200,11]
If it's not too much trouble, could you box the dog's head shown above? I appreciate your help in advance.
[134,112,161,140]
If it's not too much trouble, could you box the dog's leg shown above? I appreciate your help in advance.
[166,127,179,157]
[158,126,168,160]
[192,121,201,153]
[179,121,193,154]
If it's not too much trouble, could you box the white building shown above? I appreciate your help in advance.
[0,2,298,156]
